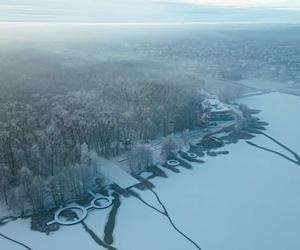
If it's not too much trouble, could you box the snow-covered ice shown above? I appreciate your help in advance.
[1,92,300,250]
[98,157,140,189]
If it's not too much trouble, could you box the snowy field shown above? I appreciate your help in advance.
[237,78,296,91]
[1,92,300,250]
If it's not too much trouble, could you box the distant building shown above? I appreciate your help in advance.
[202,96,233,121]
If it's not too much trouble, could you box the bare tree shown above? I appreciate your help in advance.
[182,129,190,146]
[0,164,10,205]
[161,136,179,160]
[128,144,153,174]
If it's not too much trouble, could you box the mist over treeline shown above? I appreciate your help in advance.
[0,23,300,214]
[1,24,299,100]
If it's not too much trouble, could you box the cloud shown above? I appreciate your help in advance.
[0,0,167,22]
[161,0,300,8]
[0,0,300,22]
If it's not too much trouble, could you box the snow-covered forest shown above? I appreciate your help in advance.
[0,80,206,214]
[1,23,300,216]
[0,20,300,250]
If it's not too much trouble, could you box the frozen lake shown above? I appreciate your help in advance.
[1,92,300,250]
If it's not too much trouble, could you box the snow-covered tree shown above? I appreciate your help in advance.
[0,164,10,205]
[0,80,208,213]
[128,144,153,174]
[182,129,190,146]
[161,136,178,160]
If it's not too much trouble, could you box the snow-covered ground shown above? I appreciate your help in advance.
[237,78,295,91]
[97,157,140,189]
[1,92,300,250]
[241,92,300,150]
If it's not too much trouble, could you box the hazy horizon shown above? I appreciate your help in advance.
[1,2,300,250]
[1,0,300,23]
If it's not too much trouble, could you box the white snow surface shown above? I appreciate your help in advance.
[98,157,140,189]
[237,78,295,91]
[1,92,300,250]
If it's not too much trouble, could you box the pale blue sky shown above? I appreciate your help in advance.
[165,0,300,7]
[0,0,299,22]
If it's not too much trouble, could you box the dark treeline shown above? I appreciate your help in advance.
[0,81,206,214]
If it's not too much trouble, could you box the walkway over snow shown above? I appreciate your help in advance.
[98,158,140,189]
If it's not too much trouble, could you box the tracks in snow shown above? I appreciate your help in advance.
[246,132,300,166]
[0,233,32,250]
[131,183,202,250]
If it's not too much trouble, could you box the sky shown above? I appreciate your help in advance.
[0,0,300,22]
[173,0,300,8]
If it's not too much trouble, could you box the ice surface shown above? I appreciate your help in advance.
[98,158,140,189]
[1,92,300,250]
